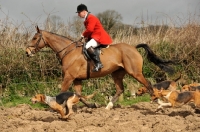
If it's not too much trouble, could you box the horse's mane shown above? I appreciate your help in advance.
[43,30,75,41]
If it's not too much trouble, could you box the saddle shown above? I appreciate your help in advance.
[82,44,109,60]
[82,44,109,79]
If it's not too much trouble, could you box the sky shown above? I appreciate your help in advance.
[0,0,199,27]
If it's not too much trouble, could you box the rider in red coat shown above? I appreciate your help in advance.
[76,4,112,72]
[83,14,112,45]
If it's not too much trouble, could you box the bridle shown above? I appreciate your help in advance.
[27,32,83,64]
[26,33,47,54]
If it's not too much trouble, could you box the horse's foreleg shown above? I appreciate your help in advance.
[73,80,97,108]
[106,69,126,110]
[61,74,74,92]
[73,79,82,95]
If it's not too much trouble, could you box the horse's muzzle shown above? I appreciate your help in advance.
[26,52,34,57]
[26,47,35,57]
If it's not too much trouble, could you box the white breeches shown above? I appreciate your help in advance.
[86,39,100,49]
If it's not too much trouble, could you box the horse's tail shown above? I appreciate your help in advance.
[136,43,175,74]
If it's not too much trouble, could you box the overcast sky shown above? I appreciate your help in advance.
[0,0,199,27]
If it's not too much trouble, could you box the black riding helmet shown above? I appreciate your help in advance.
[76,4,88,13]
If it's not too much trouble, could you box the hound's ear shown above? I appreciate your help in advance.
[158,89,163,93]
[190,86,196,91]
[189,86,193,91]
[141,87,145,91]
[195,88,199,92]
[196,87,200,92]
[35,25,40,33]
[153,88,157,91]
[40,95,45,102]
[142,87,147,92]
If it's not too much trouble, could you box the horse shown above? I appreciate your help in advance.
[26,26,174,110]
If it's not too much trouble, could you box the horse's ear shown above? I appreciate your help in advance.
[35,25,40,33]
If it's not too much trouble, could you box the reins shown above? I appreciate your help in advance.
[56,38,83,64]
[55,37,91,79]
[28,32,89,77]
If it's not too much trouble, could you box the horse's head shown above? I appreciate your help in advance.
[26,26,47,57]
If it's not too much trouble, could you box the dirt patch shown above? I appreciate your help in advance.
[1,102,200,132]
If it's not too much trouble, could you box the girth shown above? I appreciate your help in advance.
[82,44,109,79]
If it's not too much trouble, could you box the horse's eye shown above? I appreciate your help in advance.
[33,38,37,40]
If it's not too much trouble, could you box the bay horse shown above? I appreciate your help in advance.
[26,26,174,110]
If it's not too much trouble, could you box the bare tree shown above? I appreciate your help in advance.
[44,15,64,33]
[96,10,122,32]
[67,16,84,38]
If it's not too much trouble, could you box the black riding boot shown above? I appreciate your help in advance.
[87,47,103,72]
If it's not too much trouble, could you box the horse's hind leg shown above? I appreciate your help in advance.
[135,73,152,94]
[106,69,126,110]
[128,71,153,95]
[122,54,153,95]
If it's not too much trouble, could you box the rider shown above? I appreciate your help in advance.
[76,4,112,72]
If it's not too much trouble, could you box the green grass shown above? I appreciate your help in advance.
[0,96,48,109]
[117,94,150,106]
[0,93,151,109]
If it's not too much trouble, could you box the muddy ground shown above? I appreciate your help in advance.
[0,101,200,132]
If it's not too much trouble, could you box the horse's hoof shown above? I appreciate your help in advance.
[89,103,98,108]
[105,102,113,110]
[62,117,68,120]
[105,107,110,110]
[94,103,100,108]
[155,107,164,113]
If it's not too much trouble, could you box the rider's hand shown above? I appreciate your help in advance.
[80,34,84,42]
[84,37,88,42]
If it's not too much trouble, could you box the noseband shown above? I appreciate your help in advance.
[27,33,47,54]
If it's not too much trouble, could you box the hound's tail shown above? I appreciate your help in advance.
[82,92,97,100]
[173,73,182,82]
[76,92,97,108]
[136,43,175,74]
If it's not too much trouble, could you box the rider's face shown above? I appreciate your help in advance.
[78,10,87,18]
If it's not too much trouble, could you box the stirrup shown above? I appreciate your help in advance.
[92,64,103,72]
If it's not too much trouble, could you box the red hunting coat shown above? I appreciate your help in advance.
[82,14,112,45]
